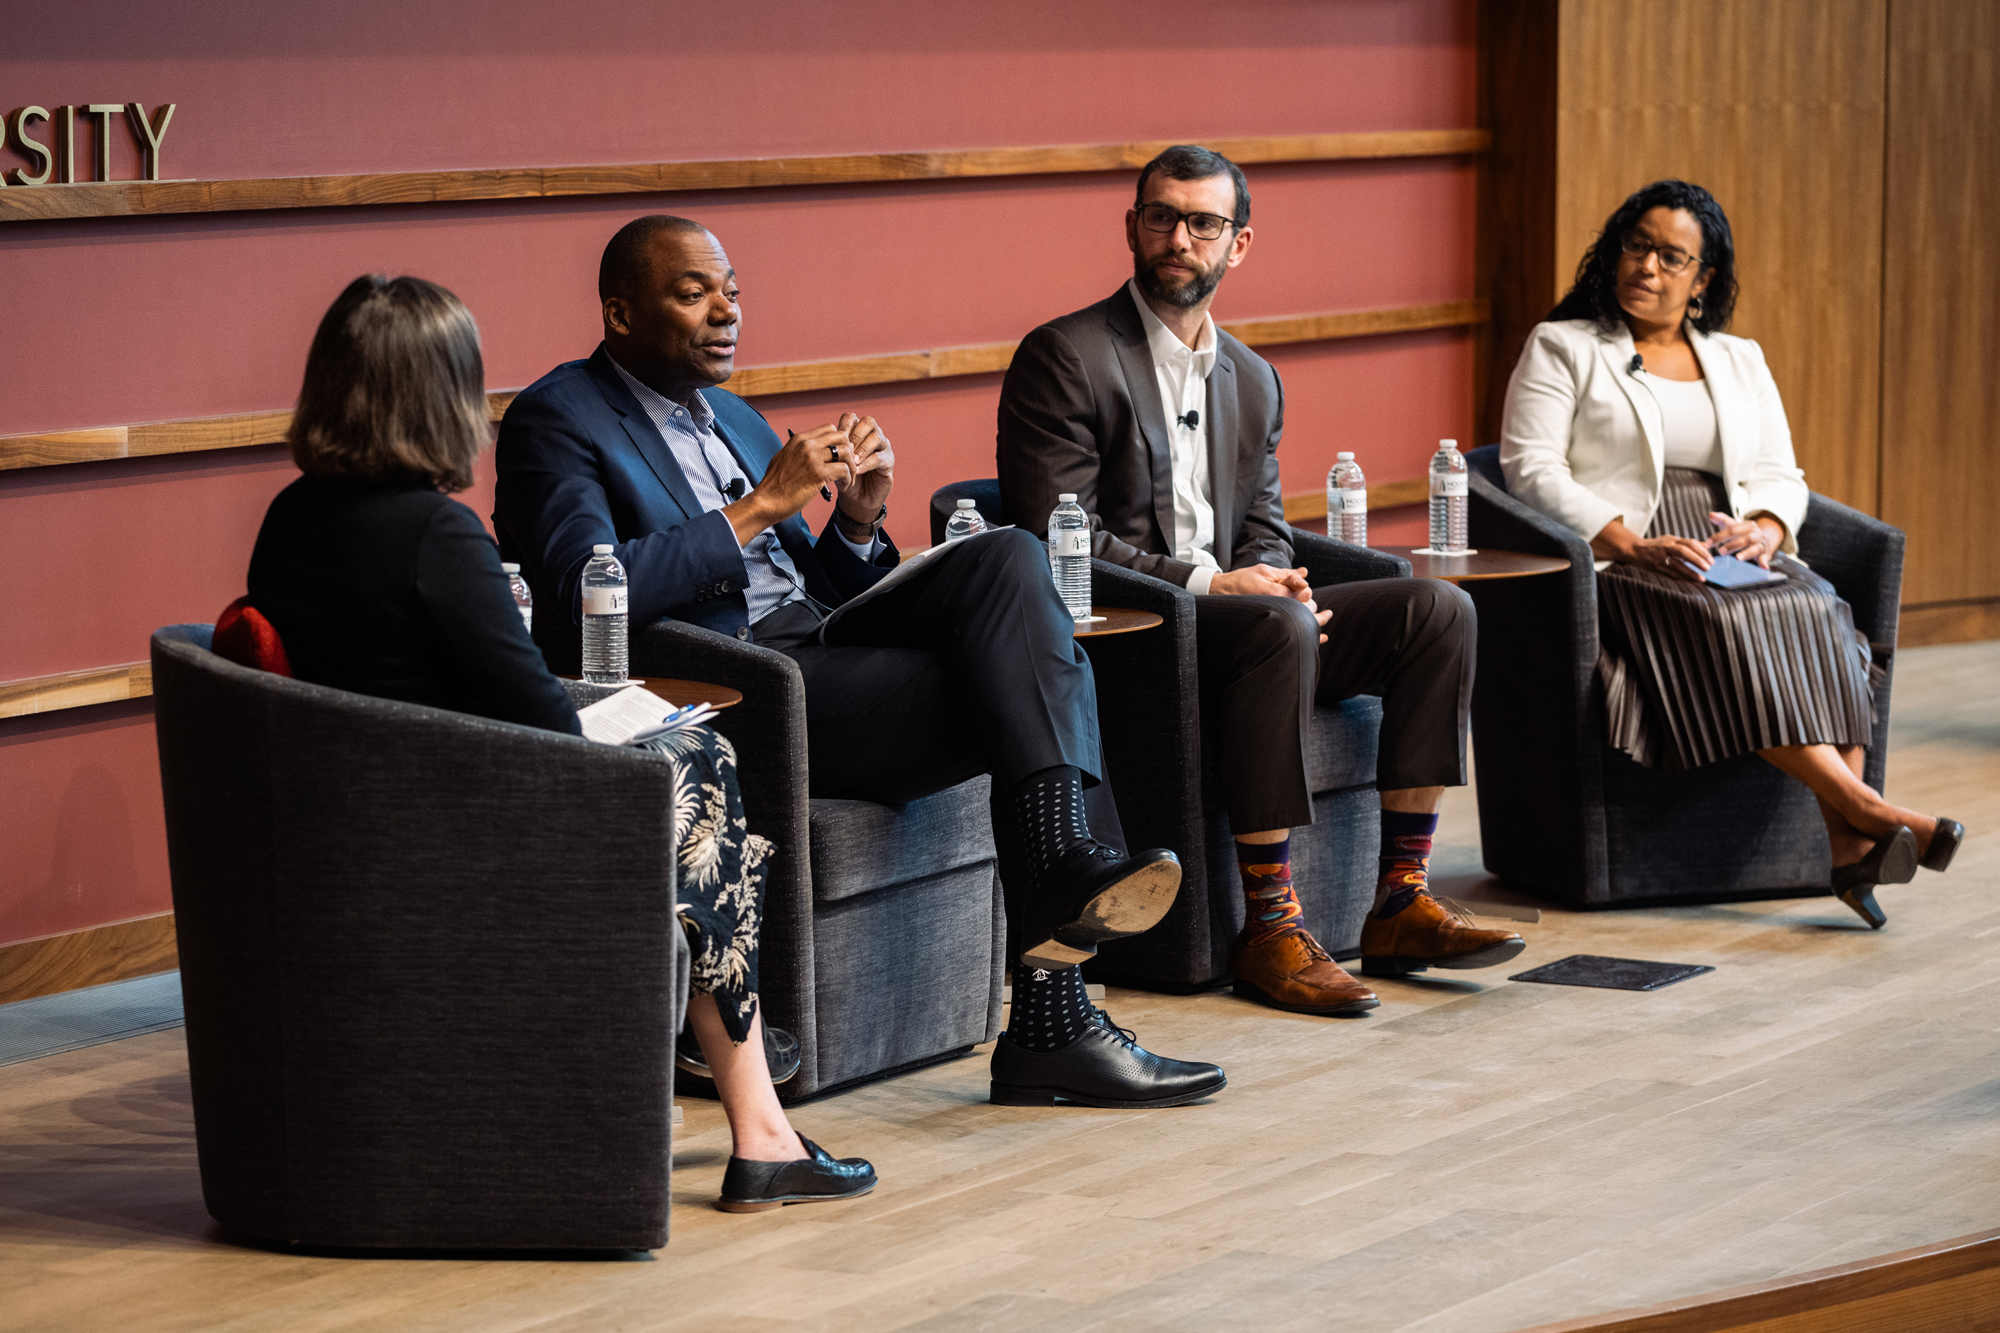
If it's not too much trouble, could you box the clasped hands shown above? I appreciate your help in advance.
[1208,564,1333,644]
[1592,512,1786,584]
[724,412,895,547]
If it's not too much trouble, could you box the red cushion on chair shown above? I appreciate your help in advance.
[213,596,293,677]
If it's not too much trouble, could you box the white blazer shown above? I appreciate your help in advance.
[1498,318,1809,556]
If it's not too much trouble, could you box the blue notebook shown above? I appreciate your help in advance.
[1699,553,1785,589]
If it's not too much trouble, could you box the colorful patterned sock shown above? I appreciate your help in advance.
[1373,810,1440,918]
[1012,765,1093,879]
[1237,835,1303,943]
[1008,965,1094,1053]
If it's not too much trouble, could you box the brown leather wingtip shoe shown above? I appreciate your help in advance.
[1231,928,1379,1016]
[1358,890,1525,978]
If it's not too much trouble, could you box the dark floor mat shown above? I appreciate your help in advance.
[1509,954,1714,991]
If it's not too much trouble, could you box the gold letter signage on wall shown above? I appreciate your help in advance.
[3,103,176,185]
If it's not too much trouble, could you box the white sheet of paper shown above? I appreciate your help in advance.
[819,526,1015,636]
[576,683,672,746]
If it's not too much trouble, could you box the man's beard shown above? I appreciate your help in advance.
[1134,251,1224,308]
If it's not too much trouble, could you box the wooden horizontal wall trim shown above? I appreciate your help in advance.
[1283,478,1431,521]
[1515,1225,2000,1333]
[0,297,1488,472]
[0,913,178,1006]
[0,129,1490,224]
[0,660,151,719]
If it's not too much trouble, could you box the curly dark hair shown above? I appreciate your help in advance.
[1548,179,1738,334]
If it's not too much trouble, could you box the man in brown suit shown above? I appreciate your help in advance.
[997,145,1525,1016]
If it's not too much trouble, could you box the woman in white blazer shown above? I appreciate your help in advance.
[1500,180,1961,927]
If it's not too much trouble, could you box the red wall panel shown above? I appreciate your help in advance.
[0,0,1476,945]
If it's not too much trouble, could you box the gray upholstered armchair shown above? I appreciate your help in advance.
[151,623,687,1251]
[929,479,1404,990]
[1460,444,1905,907]
[626,618,1004,1101]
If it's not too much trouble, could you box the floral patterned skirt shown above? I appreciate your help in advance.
[633,725,772,1045]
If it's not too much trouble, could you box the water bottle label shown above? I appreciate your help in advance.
[583,587,628,616]
[1340,488,1368,514]
[518,607,534,633]
[1052,531,1090,558]
[1430,473,1468,498]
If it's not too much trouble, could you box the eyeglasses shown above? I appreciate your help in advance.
[1137,203,1237,242]
[1619,233,1703,275]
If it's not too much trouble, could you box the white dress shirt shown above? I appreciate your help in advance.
[1126,278,1222,594]
[1646,373,1725,475]
[609,356,880,623]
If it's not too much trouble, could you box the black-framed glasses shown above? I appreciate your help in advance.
[1137,203,1237,242]
[1619,232,1703,275]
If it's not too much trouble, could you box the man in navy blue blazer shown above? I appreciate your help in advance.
[494,215,1226,1110]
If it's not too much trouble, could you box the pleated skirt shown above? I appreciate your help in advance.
[1597,468,1875,772]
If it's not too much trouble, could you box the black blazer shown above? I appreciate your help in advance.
[246,475,580,734]
[493,345,898,674]
[996,284,1291,587]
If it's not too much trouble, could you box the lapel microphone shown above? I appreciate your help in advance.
[1177,409,1200,430]
[1628,354,1644,375]
[723,477,746,502]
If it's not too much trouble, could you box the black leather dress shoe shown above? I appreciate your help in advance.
[1922,818,1965,873]
[1019,844,1182,971]
[1832,825,1919,930]
[716,1136,876,1213]
[989,1009,1226,1108]
[676,1024,801,1085]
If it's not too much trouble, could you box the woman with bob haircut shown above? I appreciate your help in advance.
[1499,181,1962,928]
[246,274,875,1213]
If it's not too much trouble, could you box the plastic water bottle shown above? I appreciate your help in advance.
[1047,493,1092,621]
[580,543,629,684]
[1328,452,1368,545]
[1428,439,1469,553]
[944,497,988,542]
[502,562,533,634]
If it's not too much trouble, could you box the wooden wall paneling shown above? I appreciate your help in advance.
[0,661,151,719]
[0,914,178,1005]
[0,130,1490,225]
[1554,0,1889,514]
[1880,0,2000,607]
[1478,0,1563,444]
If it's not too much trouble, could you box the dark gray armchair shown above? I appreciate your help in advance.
[627,619,1004,1101]
[1461,444,1905,907]
[930,480,1406,990]
[151,624,687,1251]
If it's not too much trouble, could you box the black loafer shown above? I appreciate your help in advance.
[989,1008,1226,1108]
[717,1136,876,1213]
[1832,825,1919,930]
[1922,818,1965,873]
[1019,844,1182,971]
[676,1024,802,1085]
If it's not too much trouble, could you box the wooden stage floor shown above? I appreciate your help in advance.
[4,642,1997,1333]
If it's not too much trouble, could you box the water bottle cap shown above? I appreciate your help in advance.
[592,543,614,555]
[1439,439,1459,450]
[1337,452,1354,461]
[501,562,520,573]
[956,498,977,508]
[1058,493,1077,503]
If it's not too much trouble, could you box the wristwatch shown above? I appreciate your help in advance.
[836,500,887,540]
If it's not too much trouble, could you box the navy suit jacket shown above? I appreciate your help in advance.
[493,344,899,674]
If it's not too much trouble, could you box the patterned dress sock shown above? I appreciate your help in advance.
[1236,835,1303,943]
[1008,965,1095,1053]
[1012,764,1094,878]
[1373,810,1441,919]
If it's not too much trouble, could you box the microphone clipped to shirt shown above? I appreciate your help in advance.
[1627,354,1644,375]
[722,477,746,502]
[1176,409,1201,430]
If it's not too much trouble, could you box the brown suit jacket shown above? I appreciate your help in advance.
[996,284,1291,588]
